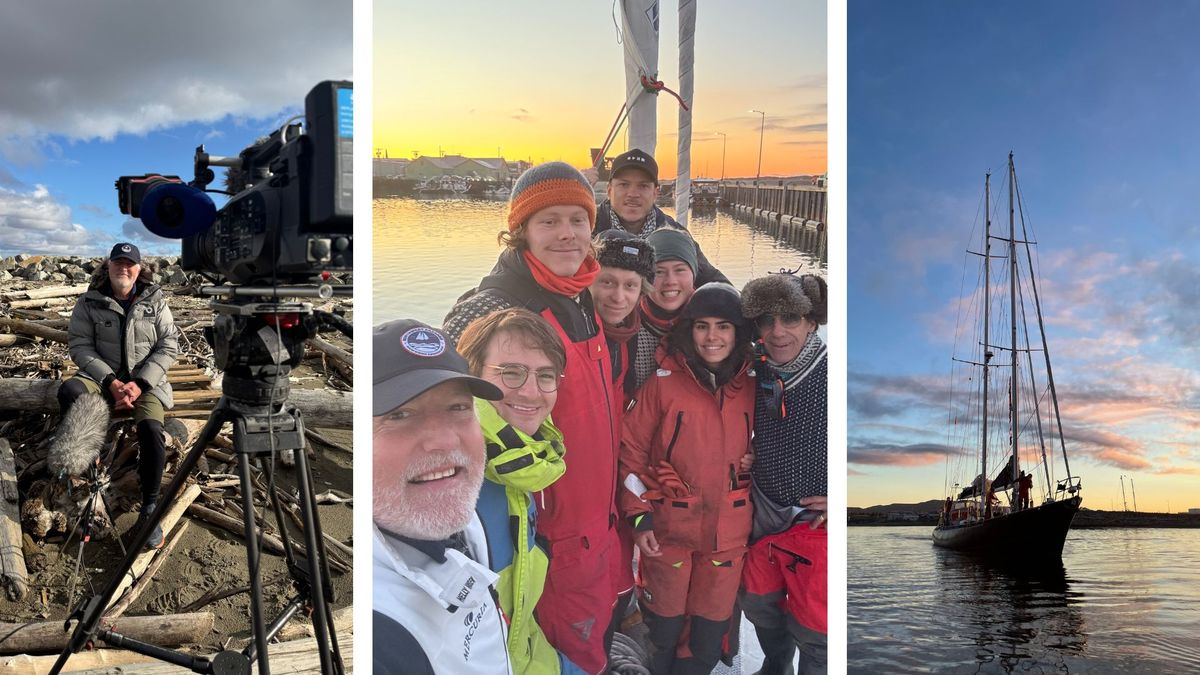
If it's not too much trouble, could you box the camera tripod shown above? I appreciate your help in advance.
[50,293,350,675]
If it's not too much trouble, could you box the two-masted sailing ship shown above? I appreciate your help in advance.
[932,153,1082,559]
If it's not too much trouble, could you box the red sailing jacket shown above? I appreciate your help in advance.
[444,249,622,555]
[619,351,756,553]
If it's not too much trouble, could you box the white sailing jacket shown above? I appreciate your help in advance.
[373,517,513,674]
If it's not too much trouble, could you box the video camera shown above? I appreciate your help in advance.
[116,80,353,285]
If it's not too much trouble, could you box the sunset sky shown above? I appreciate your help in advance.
[848,2,1200,512]
[374,0,826,178]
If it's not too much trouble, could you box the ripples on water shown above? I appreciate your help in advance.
[848,526,1200,674]
[373,197,826,325]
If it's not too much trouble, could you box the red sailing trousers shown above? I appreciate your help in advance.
[741,524,827,634]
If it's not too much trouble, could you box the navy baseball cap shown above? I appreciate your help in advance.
[610,148,658,184]
[374,319,502,415]
[109,242,141,263]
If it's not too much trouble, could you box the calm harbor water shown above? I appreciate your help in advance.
[849,526,1200,674]
[373,197,826,325]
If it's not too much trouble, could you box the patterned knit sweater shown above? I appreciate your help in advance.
[752,333,828,507]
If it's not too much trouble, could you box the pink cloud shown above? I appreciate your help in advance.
[1094,448,1153,470]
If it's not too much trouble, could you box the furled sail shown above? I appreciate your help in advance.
[619,0,660,157]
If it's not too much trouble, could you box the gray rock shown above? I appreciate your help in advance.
[48,272,67,282]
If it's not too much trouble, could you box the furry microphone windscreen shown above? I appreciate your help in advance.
[48,392,110,477]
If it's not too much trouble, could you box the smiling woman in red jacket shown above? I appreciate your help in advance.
[618,282,755,675]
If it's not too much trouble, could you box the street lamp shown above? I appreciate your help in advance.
[750,109,766,180]
[716,132,727,180]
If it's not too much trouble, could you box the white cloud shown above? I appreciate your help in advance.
[0,1,351,163]
[0,184,107,255]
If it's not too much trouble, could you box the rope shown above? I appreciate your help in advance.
[640,74,689,110]
[595,103,632,169]
[606,631,652,675]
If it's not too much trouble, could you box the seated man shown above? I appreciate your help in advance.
[595,148,729,286]
[60,242,179,549]
[372,319,513,675]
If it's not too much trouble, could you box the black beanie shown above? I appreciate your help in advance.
[595,230,656,282]
[682,282,748,329]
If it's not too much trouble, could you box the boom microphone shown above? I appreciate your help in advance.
[48,393,110,477]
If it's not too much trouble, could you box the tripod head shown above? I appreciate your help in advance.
[52,283,350,675]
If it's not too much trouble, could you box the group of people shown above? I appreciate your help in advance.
[374,149,828,675]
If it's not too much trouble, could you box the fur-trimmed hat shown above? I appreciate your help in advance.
[595,230,655,282]
[507,161,597,232]
[683,282,748,329]
[741,273,827,325]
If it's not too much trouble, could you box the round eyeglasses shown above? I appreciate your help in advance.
[485,364,563,393]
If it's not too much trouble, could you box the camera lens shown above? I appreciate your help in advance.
[156,196,185,228]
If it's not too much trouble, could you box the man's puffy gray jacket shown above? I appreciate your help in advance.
[68,284,179,408]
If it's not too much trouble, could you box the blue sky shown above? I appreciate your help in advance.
[0,1,351,257]
[848,1,1200,511]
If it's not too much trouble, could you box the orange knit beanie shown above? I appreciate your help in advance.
[507,161,597,232]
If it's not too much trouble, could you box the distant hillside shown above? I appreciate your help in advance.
[849,500,943,514]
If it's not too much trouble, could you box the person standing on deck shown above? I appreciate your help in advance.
[619,282,756,675]
[444,162,621,674]
[594,148,728,286]
[590,230,658,652]
[456,308,586,675]
[738,273,829,675]
[61,243,179,549]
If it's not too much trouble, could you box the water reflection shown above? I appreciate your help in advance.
[932,549,1086,673]
[372,197,826,325]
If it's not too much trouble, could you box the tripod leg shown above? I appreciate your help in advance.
[47,402,231,675]
[236,449,272,675]
[292,438,340,674]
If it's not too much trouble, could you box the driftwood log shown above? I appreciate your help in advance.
[0,285,86,302]
[0,318,69,345]
[0,611,214,654]
[0,627,354,674]
[0,379,351,429]
[0,440,28,601]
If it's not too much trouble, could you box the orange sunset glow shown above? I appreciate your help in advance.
[375,1,826,178]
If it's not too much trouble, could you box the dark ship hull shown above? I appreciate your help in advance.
[932,495,1082,559]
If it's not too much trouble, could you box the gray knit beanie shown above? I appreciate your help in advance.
[645,227,698,278]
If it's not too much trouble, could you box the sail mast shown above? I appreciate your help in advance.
[674,0,696,228]
[981,172,991,518]
[1008,152,1021,508]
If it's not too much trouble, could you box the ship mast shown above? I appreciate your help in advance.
[1008,152,1021,508]
[981,172,991,519]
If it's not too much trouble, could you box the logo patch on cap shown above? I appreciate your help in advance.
[121,244,132,252]
[622,245,640,255]
[400,327,446,357]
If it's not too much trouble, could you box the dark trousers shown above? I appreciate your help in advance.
[57,377,165,505]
